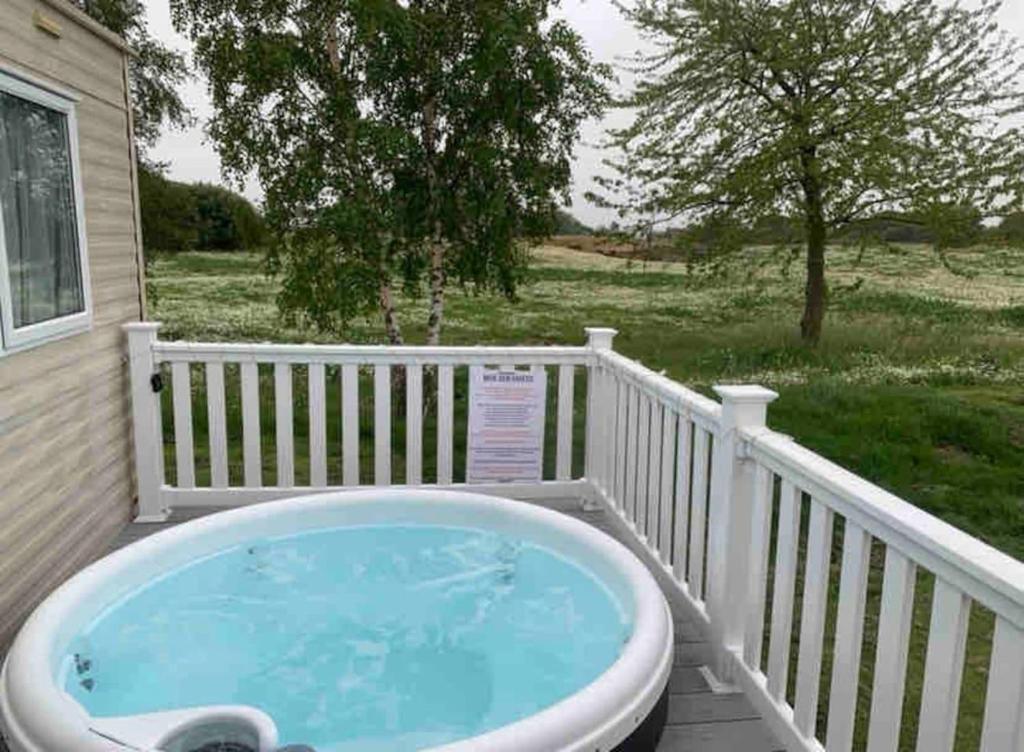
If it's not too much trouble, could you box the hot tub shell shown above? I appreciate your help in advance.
[0,490,673,752]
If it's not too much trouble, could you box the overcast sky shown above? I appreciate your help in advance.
[144,0,1024,229]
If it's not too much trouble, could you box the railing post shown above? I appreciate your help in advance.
[584,327,617,506]
[707,384,778,683]
[124,322,168,522]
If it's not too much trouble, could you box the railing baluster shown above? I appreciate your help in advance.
[613,377,628,510]
[308,363,326,487]
[625,384,640,525]
[867,547,917,752]
[170,361,195,489]
[980,616,1024,752]
[556,364,575,481]
[273,363,294,487]
[688,426,710,601]
[827,521,872,752]
[794,500,835,737]
[672,417,693,582]
[916,579,971,752]
[240,362,262,487]
[767,480,801,701]
[532,365,546,475]
[374,365,391,486]
[646,399,662,545]
[206,361,228,488]
[636,394,651,538]
[405,364,423,485]
[341,364,359,486]
[594,366,610,491]
[602,369,617,492]
[437,364,454,484]
[743,463,773,671]
[658,409,675,562]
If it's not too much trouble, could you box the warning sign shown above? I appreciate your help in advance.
[466,366,547,483]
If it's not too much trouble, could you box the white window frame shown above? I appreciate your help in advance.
[0,67,92,355]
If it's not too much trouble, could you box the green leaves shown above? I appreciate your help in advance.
[138,167,268,252]
[172,0,610,342]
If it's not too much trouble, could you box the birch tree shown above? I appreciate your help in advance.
[172,0,609,344]
[594,0,1024,343]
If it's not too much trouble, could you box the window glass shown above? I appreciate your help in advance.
[0,89,84,329]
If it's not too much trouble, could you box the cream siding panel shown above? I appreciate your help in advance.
[0,474,132,647]
[0,328,124,400]
[90,240,139,266]
[82,172,136,201]
[87,228,137,245]
[4,491,131,629]
[1,430,126,493]
[89,259,140,286]
[0,375,129,478]
[79,158,134,187]
[80,162,134,193]
[0,0,125,105]
[95,299,143,327]
[93,279,144,308]
[0,435,131,573]
[0,0,142,651]
[77,106,131,143]
[78,136,134,169]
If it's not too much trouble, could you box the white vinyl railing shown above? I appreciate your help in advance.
[125,322,596,515]
[125,322,1024,752]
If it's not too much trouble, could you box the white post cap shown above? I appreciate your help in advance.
[713,384,778,404]
[584,327,618,350]
[123,321,162,333]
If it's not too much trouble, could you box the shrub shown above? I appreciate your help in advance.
[138,165,268,252]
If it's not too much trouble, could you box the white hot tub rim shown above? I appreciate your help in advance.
[0,489,674,752]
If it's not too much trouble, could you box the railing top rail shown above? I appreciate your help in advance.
[152,340,595,366]
[596,349,722,427]
[745,426,1024,627]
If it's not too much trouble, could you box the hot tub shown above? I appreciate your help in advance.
[0,490,673,752]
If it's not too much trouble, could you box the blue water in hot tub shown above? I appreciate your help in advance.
[63,525,631,751]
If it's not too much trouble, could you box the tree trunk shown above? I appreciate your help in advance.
[426,241,445,346]
[379,279,407,401]
[379,280,403,346]
[800,218,827,344]
[800,148,827,345]
[422,93,445,347]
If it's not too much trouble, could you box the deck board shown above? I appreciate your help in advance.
[96,499,786,751]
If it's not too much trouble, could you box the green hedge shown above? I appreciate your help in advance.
[139,166,268,252]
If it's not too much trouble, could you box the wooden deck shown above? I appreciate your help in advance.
[103,499,786,752]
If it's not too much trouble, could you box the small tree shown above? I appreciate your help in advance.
[594,0,1024,343]
[171,0,609,344]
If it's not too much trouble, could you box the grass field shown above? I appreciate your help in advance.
[150,241,1024,554]
[149,240,1024,751]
